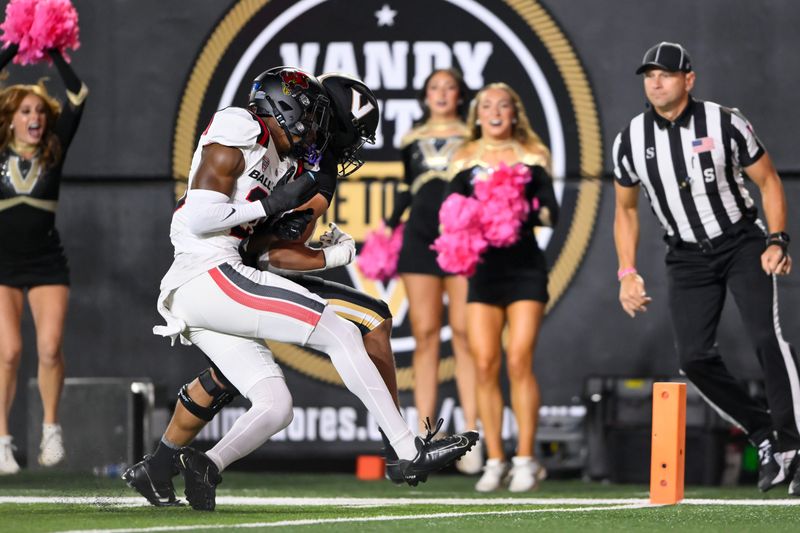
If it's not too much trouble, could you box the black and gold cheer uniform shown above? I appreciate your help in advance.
[446,142,559,306]
[387,122,467,276]
[0,47,87,288]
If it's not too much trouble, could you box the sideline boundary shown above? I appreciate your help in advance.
[2,495,800,506]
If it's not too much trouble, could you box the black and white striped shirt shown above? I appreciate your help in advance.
[613,98,765,243]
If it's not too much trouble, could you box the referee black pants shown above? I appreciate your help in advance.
[666,225,800,452]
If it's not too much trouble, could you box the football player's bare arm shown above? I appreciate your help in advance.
[269,242,326,271]
[191,143,245,195]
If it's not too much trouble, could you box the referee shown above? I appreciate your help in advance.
[612,42,800,494]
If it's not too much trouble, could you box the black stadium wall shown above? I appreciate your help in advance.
[5,0,800,458]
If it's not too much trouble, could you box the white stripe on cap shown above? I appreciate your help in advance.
[654,42,663,63]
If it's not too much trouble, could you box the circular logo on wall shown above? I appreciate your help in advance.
[172,0,602,390]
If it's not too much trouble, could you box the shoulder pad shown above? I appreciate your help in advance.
[201,107,270,148]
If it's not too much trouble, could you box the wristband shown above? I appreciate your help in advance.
[767,231,790,253]
[617,267,638,282]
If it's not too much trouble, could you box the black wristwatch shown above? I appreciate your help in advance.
[767,231,790,252]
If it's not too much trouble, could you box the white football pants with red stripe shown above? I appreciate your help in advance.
[168,261,418,462]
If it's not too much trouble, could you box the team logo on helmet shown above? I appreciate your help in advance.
[280,70,310,95]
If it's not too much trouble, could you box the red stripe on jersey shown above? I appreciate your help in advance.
[294,161,304,177]
[202,116,214,136]
[174,194,187,212]
[248,111,270,147]
[209,267,321,326]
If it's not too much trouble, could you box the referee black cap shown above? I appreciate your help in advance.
[635,42,692,74]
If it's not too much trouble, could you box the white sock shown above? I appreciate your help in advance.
[43,423,61,436]
[205,377,293,472]
[306,308,416,460]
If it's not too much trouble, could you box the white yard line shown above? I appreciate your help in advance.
[1,495,797,533]
[1,495,799,506]
[56,503,654,533]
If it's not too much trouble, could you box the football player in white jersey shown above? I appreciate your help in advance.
[145,68,477,511]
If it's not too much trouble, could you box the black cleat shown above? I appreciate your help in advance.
[757,438,787,492]
[122,455,182,507]
[175,447,222,511]
[385,458,406,485]
[389,418,479,487]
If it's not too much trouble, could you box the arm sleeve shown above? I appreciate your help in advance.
[0,44,18,70]
[528,165,559,227]
[385,145,415,228]
[385,189,411,229]
[49,50,88,153]
[182,189,267,235]
[315,155,338,204]
[728,108,765,167]
[612,130,639,187]
[49,49,84,96]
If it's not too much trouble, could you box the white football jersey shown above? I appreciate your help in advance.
[160,107,299,292]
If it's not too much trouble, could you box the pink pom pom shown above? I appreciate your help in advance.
[438,193,482,232]
[0,0,37,63]
[434,192,487,275]
[357,222,404,281]
[1,0,80,65]
[432,230,487,277]
[475,163,532,247]
[434,162,535,273]
[480,207,521,247]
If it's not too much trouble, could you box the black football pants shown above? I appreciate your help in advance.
[666,225,800,452]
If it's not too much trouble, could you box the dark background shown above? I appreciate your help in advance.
[4,0,799,457]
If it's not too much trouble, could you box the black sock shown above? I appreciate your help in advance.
[749,428,774,448]
[150,438,180,477]
[379,429,398,461]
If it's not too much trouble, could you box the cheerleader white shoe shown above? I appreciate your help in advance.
[39,424,65,467]
[507,456,547,492]
[475,458,507,492]
[0,436,20,475]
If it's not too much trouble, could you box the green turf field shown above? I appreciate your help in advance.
[1,471,798,532]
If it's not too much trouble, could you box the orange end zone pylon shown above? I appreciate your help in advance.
[650,382,686,504]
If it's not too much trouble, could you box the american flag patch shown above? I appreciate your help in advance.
[692,137,715,153]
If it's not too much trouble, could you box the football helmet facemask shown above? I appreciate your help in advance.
[319,72,380,176]
[249,67,331,164]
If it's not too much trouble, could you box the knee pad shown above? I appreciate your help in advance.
[177,368,237,422]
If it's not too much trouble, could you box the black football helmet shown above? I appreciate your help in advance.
[319,72,380,176]
[248,67,331,164]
